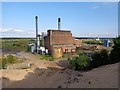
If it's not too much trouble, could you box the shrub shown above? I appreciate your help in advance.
[0,55,19,69]
[7,55,17,63]
[70,53,90,70]
[91,52,101,68]
[91,49,109,68]
[110,36,120,63]
[0,57,8,69]
[100,49,109,64]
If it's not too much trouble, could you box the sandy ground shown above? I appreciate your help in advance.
[1,51,119,88]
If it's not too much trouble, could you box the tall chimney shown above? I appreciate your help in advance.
[35,16,38,52]
[58,18,61,30]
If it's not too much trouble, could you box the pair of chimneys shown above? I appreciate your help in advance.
[35,16,61,31]
[35,16,61,52]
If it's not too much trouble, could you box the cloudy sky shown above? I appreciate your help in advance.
[2,2,118,37]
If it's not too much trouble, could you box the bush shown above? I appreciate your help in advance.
[91,52,101,68]
[0,57,8,69]
[110,36,120,63]
[91,49,109,68]
[7,55,17,63]
[0,55,17,69]
[70,53,90,70]
[100,49,109,63]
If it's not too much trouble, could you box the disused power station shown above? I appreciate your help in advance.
[31,16,82,58]
[44,18,82,56]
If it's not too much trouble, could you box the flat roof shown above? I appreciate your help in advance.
[48,29,71,32]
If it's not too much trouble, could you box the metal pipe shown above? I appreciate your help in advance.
[42,32,45,47]
[38,35,40,47]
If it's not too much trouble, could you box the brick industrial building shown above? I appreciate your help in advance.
[34,17,82,56]
[44,29,82,53]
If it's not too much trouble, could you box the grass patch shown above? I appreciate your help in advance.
[0,55,17,69]
[2,38,36,51]
[40,54,54,61]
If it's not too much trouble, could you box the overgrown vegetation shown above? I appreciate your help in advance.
[91,49,109,68]
[69,49,110,71]
[69,53,90,70]
[69,36,120,71]
[1,38,35,51]
[7,55,17,63]
[110,36,120,63]
[0,57,7,69]
[0,55,17,69]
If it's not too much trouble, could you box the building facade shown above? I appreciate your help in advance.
[44,30,82,53]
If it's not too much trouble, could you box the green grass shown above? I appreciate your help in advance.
[0,55,17,69]
[40,54,54,61]
[0,55,28,69]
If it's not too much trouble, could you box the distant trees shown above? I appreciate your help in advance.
[83,40,104,45]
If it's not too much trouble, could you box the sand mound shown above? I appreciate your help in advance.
[1,63,118,88]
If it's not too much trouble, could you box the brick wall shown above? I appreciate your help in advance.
[48,30,74,45]
[44,30,80,53]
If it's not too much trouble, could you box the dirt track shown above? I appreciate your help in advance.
[1,52,119,88]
